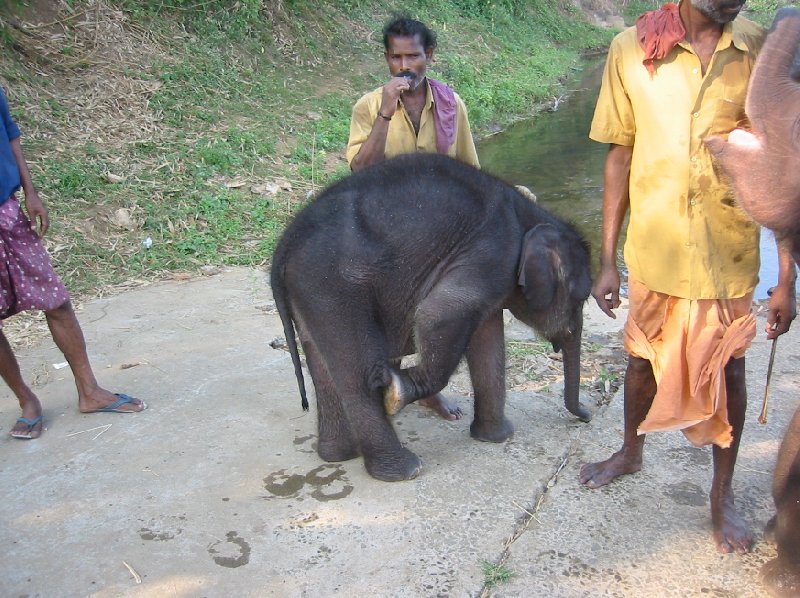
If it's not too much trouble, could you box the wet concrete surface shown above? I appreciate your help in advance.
[0,267,796,597]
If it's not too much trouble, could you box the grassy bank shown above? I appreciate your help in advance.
[0,0,612,299]
[1,0,788,301]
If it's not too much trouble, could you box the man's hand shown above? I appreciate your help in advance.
[766,282,797,339]
[379,76,411,118]
[766,235,798,339]
[24,190,49,237]
[591,263,621,318]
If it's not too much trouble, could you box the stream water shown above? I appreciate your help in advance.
[477,59,780,300]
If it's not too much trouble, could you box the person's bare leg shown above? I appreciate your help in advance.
[0,330,43,438]
[711,356,752,554]
[45,302,145,413]
[418,393,463,421]
[580,355,656,488]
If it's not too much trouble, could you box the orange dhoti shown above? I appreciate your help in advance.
[624,278,756,448]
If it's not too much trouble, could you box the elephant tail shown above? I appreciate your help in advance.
[270,261,309,412]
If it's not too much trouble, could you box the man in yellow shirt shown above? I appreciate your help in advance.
[346,16,479,172]
[580,0,797,554]
[346,16,480,420]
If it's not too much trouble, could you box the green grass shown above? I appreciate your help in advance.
[481,560,516,588]
[1,0,613,298]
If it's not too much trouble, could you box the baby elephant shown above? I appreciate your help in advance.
[271,153,592,481]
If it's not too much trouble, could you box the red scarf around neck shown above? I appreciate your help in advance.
[636,3,686,77]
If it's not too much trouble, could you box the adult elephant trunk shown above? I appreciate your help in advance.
[555,310,591,422]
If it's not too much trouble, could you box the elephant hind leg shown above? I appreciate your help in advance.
[309,320,421,481]
[302,340,359,462]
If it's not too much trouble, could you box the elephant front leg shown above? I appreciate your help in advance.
[762,405,800,596]
[384,289,482,416]
[466,311,514,442]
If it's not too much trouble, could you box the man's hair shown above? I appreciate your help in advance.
[382,16,437,51]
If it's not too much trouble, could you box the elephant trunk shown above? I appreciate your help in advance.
[557,311,591,423]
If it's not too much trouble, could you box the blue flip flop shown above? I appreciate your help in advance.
[84,393,147,414]
[11,415,43,439]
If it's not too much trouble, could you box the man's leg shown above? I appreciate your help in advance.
[0,330,44,438]
[45,301,145,413]
[580,355,656,488]
[711,356,751,554]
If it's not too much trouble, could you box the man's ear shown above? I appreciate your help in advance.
[425,48,433,63]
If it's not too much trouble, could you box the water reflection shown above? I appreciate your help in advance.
[477,58,781,300]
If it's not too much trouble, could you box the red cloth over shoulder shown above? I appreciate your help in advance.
[427,78,456,154]
[636,3,686,77]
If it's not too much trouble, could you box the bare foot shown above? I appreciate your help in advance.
[712,491,752,554]
[418,393,463,421]
[79,390,147,413]
[11,393,43,439]
[579,448,642,489]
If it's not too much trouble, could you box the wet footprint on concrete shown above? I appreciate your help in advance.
[208,531,251,568]
[263,463,353,501]
[293,434,316,454]
[138,515,186,542]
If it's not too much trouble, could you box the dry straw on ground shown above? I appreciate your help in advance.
[1,0,165,148]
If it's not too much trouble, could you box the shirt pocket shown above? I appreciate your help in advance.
[708,98,748,137]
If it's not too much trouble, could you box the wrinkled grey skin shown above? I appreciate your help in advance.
[704,9,800,596]
[271,153,592,482]
[704,7,800,265]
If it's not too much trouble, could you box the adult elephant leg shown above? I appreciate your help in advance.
[465,310,514,442]
[301,339,359,462]
[762,405,800,596]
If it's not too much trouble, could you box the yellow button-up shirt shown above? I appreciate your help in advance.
[590,17,766,299]
[346,80,480,168]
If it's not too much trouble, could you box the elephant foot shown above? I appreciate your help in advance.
[363,447,422,482]
[760,557,800,598]
[318,437,360,462]
[384,371,409,416]
[470,417,514,443]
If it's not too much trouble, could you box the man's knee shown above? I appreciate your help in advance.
[627,355,652,375]
[725,356,746,387]
[44,300,73,318]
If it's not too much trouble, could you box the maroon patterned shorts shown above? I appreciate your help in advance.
[0,195,70,324]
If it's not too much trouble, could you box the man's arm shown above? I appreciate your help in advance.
[592,143,632,318]
[9,136,48,236]
[766,235,797,339]
[349,78,409,172]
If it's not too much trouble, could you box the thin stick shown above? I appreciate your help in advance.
[66,424,112,437]
[758,336,778,425]
[122,561,142,584]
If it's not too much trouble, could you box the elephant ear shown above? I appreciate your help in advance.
[517,224,561,311]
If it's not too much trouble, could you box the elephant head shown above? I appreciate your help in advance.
[704,7,800,261]
[512,222,593,422]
